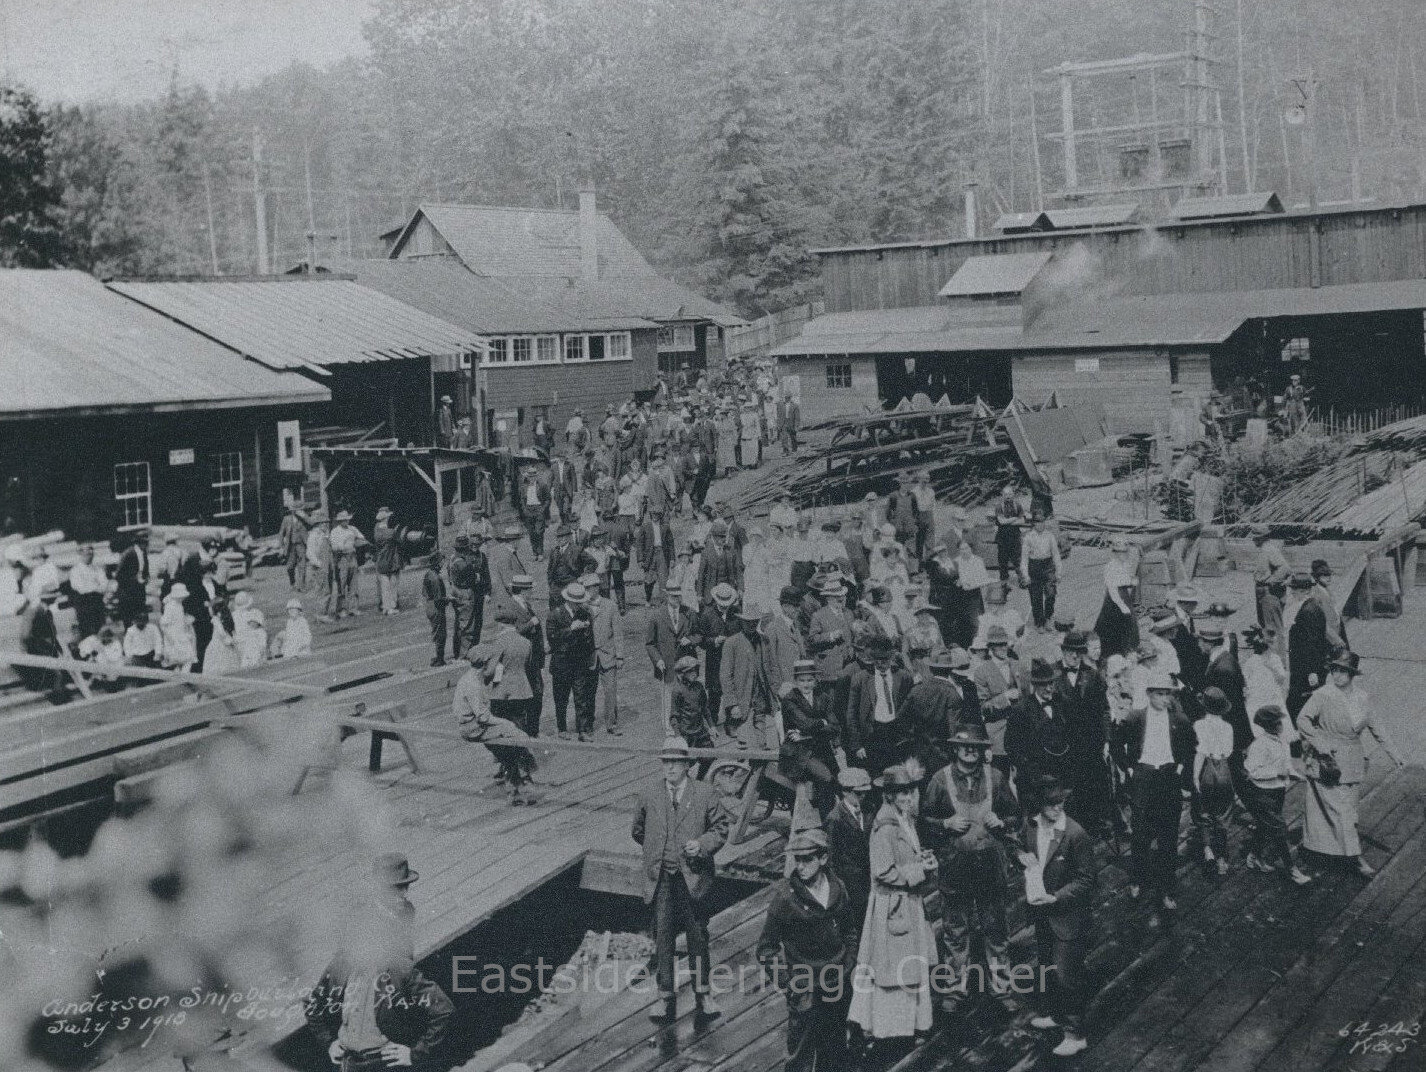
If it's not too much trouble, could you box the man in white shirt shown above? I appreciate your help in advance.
[67,545,108,638]
[328,511,362,618]
[305,513,335,622]
[1120,670,1193,918]
[1019,511,1061,630]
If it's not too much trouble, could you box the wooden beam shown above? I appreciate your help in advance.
[0,652,328,697]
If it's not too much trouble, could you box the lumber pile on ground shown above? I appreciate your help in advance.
[721,400,1020,516]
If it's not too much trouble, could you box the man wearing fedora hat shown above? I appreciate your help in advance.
[807,578,853,704]
[697,520,742,603]
[1005,657,1078,807]
[1054,631,1116,835]
[695,582,741,724]
[547,582,597,740]
[373,507,405,616]
[778,659,842,816]
[546,522,585,595]
[632,736,731,1026]
[447,534,488,658]
[904,648,980,774]
[329,510,362,618]
[757,826,860,1072]
[1116,670,1195,917]
[721,606,777,749]
[305,853,453,1071]
[647,579,699,730]
[486,525,529,614]
[844,635,914,772]
[1019,774,1098,1058]
[973,625,1026,770]
[922,722,1018,1009]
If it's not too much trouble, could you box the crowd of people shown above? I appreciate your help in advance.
[435,435,1406,1068]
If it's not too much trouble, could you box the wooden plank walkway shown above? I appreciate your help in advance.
[485,762,1426,1072]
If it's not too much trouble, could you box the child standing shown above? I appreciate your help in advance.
[1244,705,1312,884]
[1193,686,1237,876]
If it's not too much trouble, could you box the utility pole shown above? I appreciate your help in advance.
[303,141,318,272]
[1235,0,1251,190]
[251,129,270,275]
[1029,74,1045,211]
[201,162,221,275]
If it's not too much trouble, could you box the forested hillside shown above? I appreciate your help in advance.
[9,0,1426,316]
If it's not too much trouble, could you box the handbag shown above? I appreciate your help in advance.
[1303,744,1341,787]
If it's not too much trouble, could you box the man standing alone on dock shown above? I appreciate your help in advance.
[632,736,731,1027]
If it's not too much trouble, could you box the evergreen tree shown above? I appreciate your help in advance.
[0,85,63,268]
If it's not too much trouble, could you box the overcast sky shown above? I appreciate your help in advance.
[0,0,376,104]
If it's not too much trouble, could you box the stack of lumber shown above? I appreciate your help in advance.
[721,401,1020,516]
[1238,453,1396,529]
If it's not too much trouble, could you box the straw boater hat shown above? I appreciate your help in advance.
[674,654,700,674]
[500,524,523,540]
[837,767,872,791]
[658,735,694,762]
[792,658,818,677]
[511,574,533,590]
[1144,669,1179,693]
[285,597,303,611]
[561,583,589,604]
[985,624,1011,646]
[711,583,739,608]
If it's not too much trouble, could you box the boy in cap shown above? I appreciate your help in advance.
[757,826,859,1072]
[670,654,715,765]
[631,736,731,1026]
[825,768,874,920]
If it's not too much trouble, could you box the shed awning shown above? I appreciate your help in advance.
[1171,191,1284,220]
[939,252,1053,297]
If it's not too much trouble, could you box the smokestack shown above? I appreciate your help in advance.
[963,182,979,240]
[578,185,598,281]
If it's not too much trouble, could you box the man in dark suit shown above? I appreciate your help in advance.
[842,635,913,773]
[114,528,150,625]
[695,584,741,722]
[635,512,675,605]
[1055,631,1115,835]
[549,450,578,520]
[1021,775,1098,1058]
[509,574,545,736]
[632,736,731,1026]
[645,580,697,730]
[547,523,585,595]
[1116,670,1195,921]
[518,468,552,560]
[304,853,453,1071]
[1287,570,1330,720]
[903,647,980,774]
[697,521,742,603]
[1005,658,1076,807]
[1198,620,1252,752]
[546,582,596,739]
[825,767,874,921]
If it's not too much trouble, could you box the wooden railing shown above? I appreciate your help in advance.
[1317,403,1426,438]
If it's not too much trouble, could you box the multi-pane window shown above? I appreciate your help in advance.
[536,335,559,363]
[607,332,631,361]
[114,462,151,530]
[1280,337,1310,362]
[564,334,587,362]
[826,363,853,389]
[658,325,696,351]
[511,337,532,363]
[211,451,244,517]
[487,338,510,364]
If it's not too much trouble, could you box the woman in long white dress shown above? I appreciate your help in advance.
[716,410,739,474]
[202,603,241,676]
[849,764,938,1046]
[232,591,268,669]
[1298,652,1403,875]
[160,584,197,672]
[740,529,773,612]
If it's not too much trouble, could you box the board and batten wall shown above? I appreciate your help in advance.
[1011,348,1213,433]
[820,203,1426,313]
[777,355,879,426]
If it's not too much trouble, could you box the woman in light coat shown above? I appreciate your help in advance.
[1298,652,1402,875]
[160,584,197,672]
[202,603,241,676]
[849,764,938,1046]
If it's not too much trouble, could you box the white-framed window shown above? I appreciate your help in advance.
[511,336,533,363]
[826,363,853,389]
[487,337,510,364]
[535,334,559,363]
[563,334,587,363]
[114,461,152,531]
[657,325,696,351]
[211,451,244,517]
[606,331,631,361]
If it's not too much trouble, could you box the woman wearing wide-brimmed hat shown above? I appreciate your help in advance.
[848,763,939,1049]
[1298,651,1403,875]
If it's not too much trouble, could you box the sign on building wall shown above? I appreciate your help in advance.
[1074,357,1101,373]
[168,448,195,466]
[277,420,303,472]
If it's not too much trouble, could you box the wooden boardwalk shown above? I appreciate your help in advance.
[488,762,1426,1072]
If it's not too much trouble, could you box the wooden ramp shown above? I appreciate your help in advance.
[486,764,1426,1072]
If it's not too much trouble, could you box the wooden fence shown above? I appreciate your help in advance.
[724,301,824,361]
[1317,403,1426,438]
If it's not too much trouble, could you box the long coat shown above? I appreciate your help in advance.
[848,803,937,1038]
[630,778,730,902]
[826,799,872,915]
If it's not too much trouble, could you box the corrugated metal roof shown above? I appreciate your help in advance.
[341,259,654,334]
[993,211,1052,233]
[0,270,329,418]
[1045,203,1140,229]
[108,278,485,374]
[1171,191,1285,220]
[395,203,656,279]
[939,252,1053,297]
